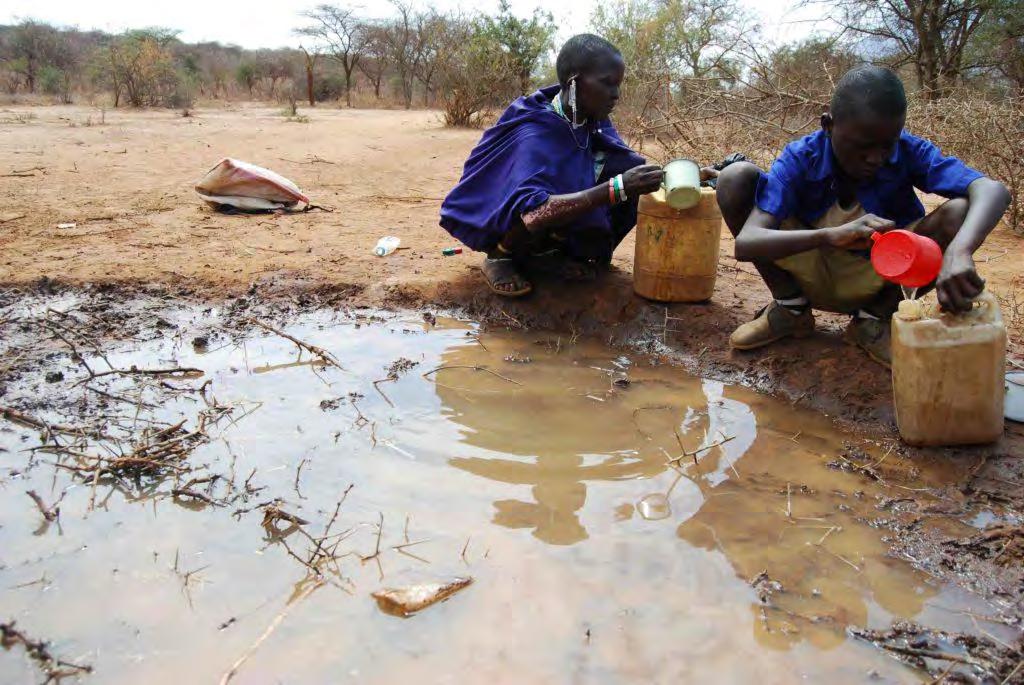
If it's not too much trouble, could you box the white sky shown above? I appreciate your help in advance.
[3,0,829,50]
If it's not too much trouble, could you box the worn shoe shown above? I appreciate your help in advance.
[846,317,892,367]
[730,301,815,350]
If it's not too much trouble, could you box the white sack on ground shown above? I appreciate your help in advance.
[195,158,309,209]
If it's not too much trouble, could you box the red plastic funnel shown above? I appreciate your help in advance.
[870,230,942,287]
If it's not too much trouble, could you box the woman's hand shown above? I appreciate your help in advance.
[622,164,664,197]
[700,167,719,183]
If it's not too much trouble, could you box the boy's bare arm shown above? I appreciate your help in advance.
[937,177,1012,312]
[734,207,895,262]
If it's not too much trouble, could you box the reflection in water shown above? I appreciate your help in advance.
[434,333,939,653]
[437,341,737,545]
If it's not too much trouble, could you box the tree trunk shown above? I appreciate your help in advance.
[306,63,315,106]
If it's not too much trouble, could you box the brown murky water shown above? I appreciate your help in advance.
[0,310,1007,683]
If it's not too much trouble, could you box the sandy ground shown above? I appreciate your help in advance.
[0,103,1021,427]
[0,104,482,295]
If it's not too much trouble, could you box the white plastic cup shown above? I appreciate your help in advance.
[663,158,702,210]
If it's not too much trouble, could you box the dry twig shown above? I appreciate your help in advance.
[247,318,343,369]
[0,621,93,682]
[421,365,523,386]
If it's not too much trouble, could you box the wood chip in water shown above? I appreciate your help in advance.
[372,577,473,617]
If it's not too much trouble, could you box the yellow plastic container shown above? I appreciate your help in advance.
[633,187,722,302]
[891,291,1007,446]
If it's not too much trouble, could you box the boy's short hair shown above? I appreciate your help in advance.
[830,65,907,122]
[556,34,621,86]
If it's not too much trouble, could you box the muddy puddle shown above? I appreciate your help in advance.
[0,304,1017,683]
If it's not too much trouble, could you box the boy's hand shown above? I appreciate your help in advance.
[823,214,895,249]
[937,250,985,313]
[622,164,665,196]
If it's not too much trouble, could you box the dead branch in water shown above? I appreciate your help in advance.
[667,435,736,468]
[421,365,523,386]
[85,366,204,382]
[26,490,64,522]
[306,484,354,562]
[372,378,396,407]
[247,318,343,370]
[43,321,96,378]
[219,579,325,685]
[0,405,111,441]
[0,621,93,682]
[172,489,224,507]
[262,504,311,528]
[372,357,419,407]
[361,512,385,562]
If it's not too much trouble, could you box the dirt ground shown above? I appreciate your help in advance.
[2,103,1024,679]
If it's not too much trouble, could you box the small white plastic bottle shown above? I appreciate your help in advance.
[374,236,401,257]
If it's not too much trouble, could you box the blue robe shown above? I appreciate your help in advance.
[439,84,646,262]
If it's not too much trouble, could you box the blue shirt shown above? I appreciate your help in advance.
[756,128,983,228]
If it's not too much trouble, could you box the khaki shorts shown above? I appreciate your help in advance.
[775,203,920,313]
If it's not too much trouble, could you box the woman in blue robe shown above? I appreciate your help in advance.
[440,34,712,297]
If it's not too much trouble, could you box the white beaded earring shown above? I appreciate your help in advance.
[568,76,579,128]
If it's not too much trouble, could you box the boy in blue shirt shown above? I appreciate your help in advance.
[716,65,1011,366]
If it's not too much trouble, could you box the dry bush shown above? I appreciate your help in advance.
[622,39,849,165]
[435,30,520,128]
[996,284,1024,359]
[906,93,1024,234]
[625,75,827,167]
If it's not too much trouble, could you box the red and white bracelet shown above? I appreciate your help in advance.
[607,174,627,204]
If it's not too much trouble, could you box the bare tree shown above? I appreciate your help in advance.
[298,45,321,106]
[820,0,995,98]
[970,0,1024,92]
[660,0,754,80]
[383,0,418,108]
[357,22,389,99]
[198,44,241,99]
[412,10,453,106]
[591,0,752,124]
[592,0,674,115]
[297,4,366,106]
